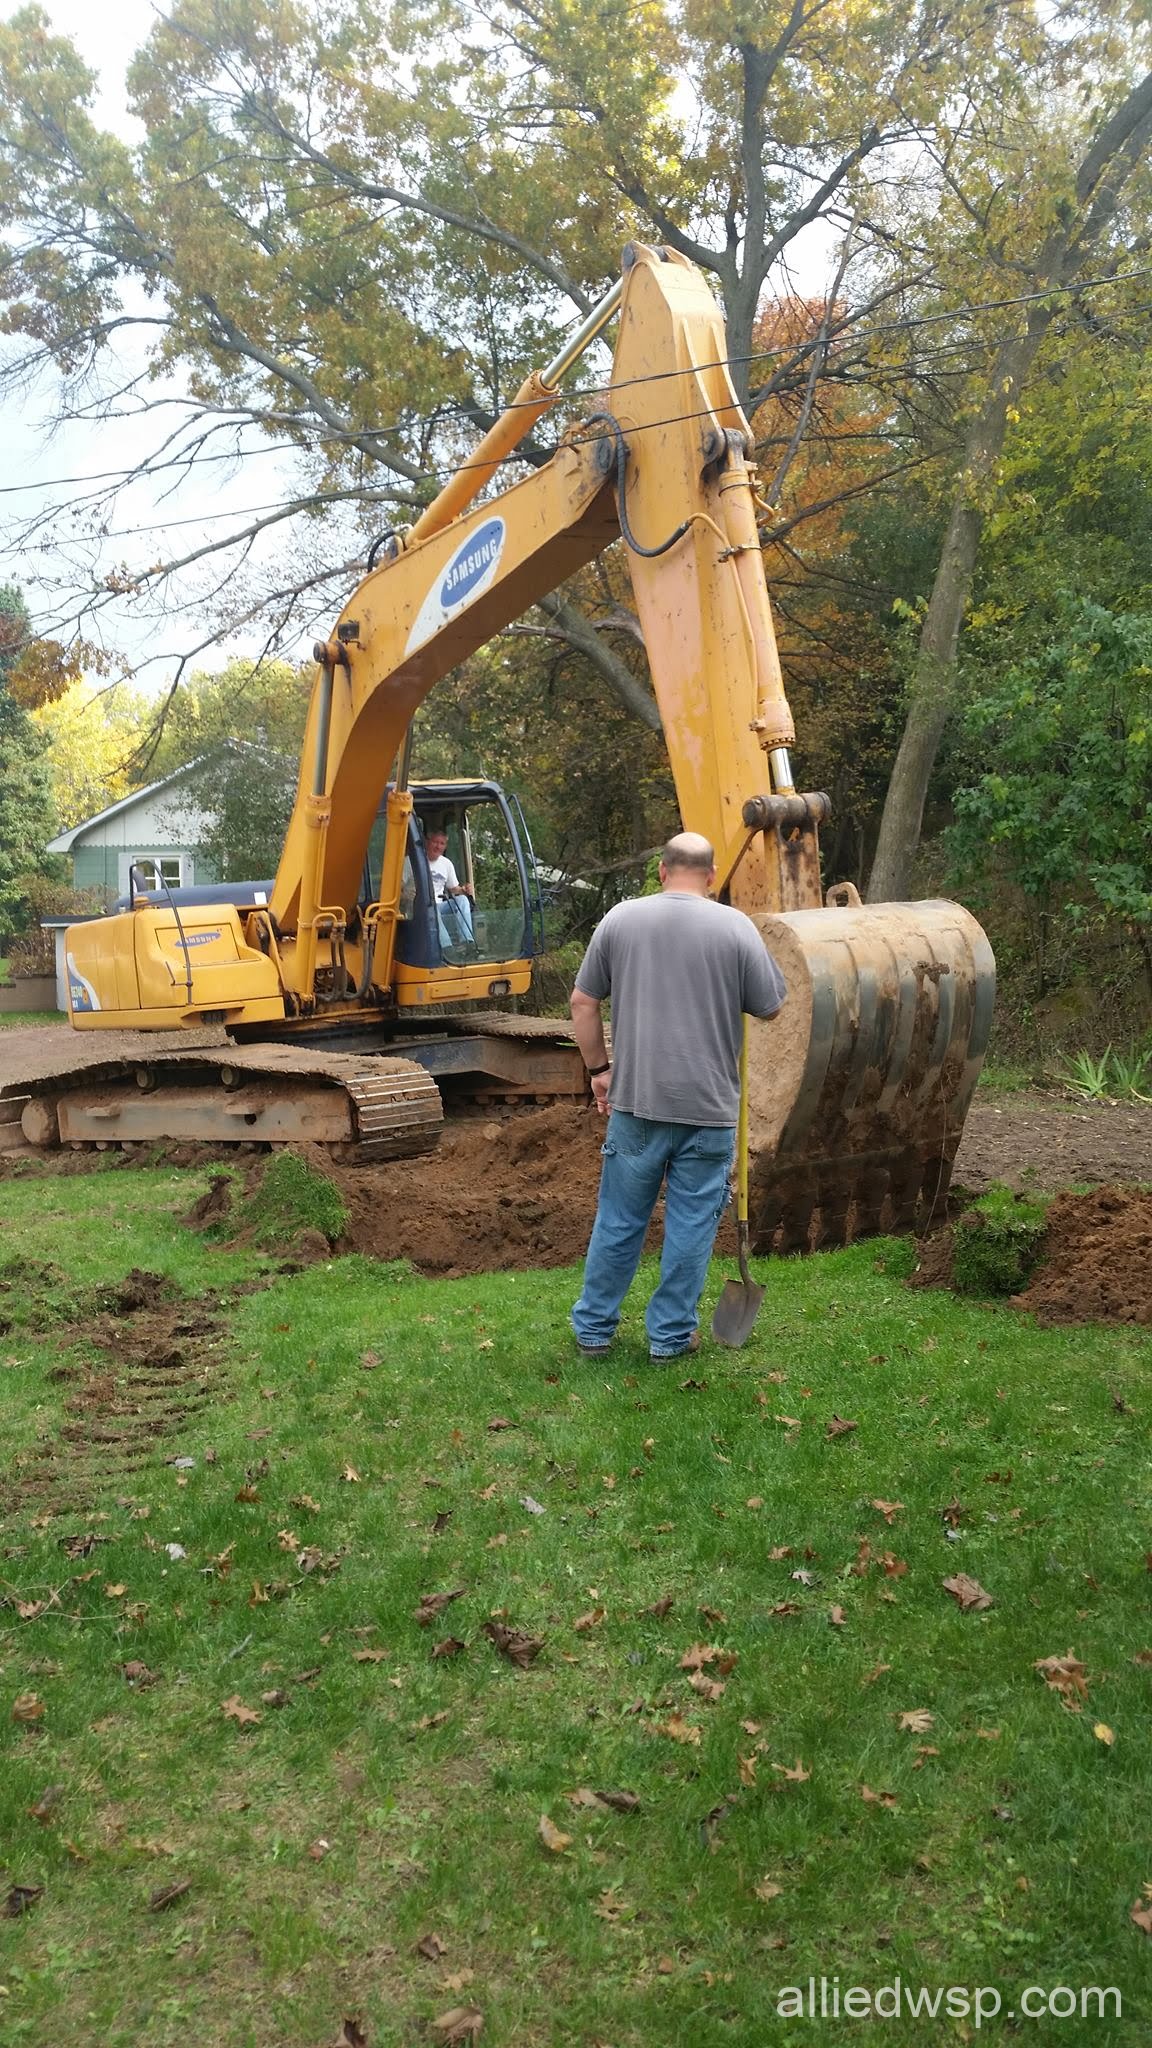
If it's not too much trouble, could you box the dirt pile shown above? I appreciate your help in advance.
[1010,1187,1152,1325]
[333,1103,631,1275]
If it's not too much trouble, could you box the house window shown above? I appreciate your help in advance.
[135,856,184,892]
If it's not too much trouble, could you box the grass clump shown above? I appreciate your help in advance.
[952,1182,1048,1296]
[236,1149,347,1246]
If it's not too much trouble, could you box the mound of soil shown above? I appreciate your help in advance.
[1010,1187,1152,1325]
[333,1104,644,1276]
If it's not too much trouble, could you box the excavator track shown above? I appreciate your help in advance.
[2,1044,443,1161]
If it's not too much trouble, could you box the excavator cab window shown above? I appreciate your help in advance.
[366,780,539,971]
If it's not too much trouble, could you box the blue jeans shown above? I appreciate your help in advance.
[571,1111,735,1357]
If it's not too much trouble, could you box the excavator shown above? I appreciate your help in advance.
[12,244,995,1252]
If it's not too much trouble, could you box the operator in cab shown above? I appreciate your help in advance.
[424,821,475,946]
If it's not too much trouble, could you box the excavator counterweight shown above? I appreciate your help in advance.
[24,245,994,1246]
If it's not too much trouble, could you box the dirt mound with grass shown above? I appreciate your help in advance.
[1010,1187,1152,1325]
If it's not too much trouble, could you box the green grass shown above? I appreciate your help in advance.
[1,1170,1152,2045]
[0,1010,64,1029]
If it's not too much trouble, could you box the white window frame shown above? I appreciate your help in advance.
[132,854,186,893]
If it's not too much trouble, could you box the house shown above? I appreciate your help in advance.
[45,759,220,908]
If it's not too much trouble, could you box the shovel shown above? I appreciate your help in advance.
[711,1020,765,1347]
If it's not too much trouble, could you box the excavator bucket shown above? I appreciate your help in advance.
[745,900,995,1254]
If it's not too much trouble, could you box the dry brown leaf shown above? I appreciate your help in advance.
[487,1417,514,1432]
[443,1971,475,1994]
[738,1752,757,1788]
[746,1496,764,1510]
[826,1415,858,1439]
[3,1885,44,1918]
[261,1689,289,1709]
[828,1605,847,1629]
[1093,1722,1115,1746]
[412,1710,451,1733]
[975,1727,1000,1740]
[870,1499,905,1523]
[679,1642,719,1670]
[768,1545,794,1561]
[912,1746,940,1769]
[1132,1649,1152,1667]
[27,1784,64,1824]
[121,1660,160,1689]
[861,1662,892,1686]
[573,1608,605,1632]
[1034,1651,1089,1709]
[234,1484,260,1504]
[482,1619,544,1668]
[880,1552,908,1579]
[861,1784,898,1808]
[415,1587,467,1627]
[342,1465,361,1483]
[16,1599,45,1620]
[429,2007,483,2045]
[1131,1899,1152,1936]
[644,1595,674,1618]
[104,1583,127,1599]
[333,2024,369,2048]
[753,1878,783,1902]
[657,1714,701,1746]
[220,1694,261,1728]
[740,1718,762,1735]
[942,1573,993,1612]
[353,1648,389,1664]
[771,1758,810,1783]
[415,1933,448,1960]
[688,1672,725,1704]
[538,1814,572,1854]
[12,1692,45,1724]
[897,1709,935,1734]
[431,1637,466,1660]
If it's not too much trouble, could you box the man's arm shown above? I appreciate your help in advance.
[570,988,612,1116]
[444,858,475,902]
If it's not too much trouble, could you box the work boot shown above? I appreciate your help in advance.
[649,1330,701,1364]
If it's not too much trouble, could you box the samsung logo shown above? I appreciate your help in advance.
[439,518,505,610]
[171,930,222,949]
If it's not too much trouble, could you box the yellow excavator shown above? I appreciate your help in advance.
[18,243,994,1252]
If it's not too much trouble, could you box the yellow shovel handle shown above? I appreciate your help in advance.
[736,1018,750,1228]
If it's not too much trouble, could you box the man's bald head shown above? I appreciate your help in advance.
[659,831,716,894]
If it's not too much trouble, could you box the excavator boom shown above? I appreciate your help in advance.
[39,243,993,1246]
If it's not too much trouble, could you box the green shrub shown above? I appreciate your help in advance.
[951,1184,1048,1297]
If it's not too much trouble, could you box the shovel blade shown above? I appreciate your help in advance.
[711,1273,765,1349]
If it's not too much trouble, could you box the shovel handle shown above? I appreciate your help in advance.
[736,1018,749,1228]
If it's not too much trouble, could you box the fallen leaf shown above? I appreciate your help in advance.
[1133,1650,1152,1668]
[482,1619,544,1668]
[975,1727,1000,1740]
[771,1758,810,1783]
[754,1878,784,1902]
[443,1970,475,1994]
[12,1692,45,1723]
[828,1605,847,1629]
[519,1495,546,1516]
[826,1415,858,1439]
[688,1672,725,1704]
[1034,1651,1089,1709]
[680,1643,724,1670]
[1131,1899,1152,1936]
[769,1601,801,1619]
[939,1499,970,1526]
[538,1813,573,1854]
[220,1695,261,1728]
[277,1530,299,1552]
[738,1752,757,1787]
[880,1553,908,1579]
[2,1884,43,1918]
[353,1648,389,1664]
[861,1784,898,1808]
[1094,1722,1115,1746]
[15,1599,45,1620]
[698,1604,727,1625]
[121,1661,160,1689]
[431,1637,466,1660]
[148,1877,192,1911]
[861,1663,891,1686]
[333,2025,369,2048]
[411,1710,451,1733]
[487,1417,515,1432]
[104,1584,127,1599]
[28,1784,64,1823]
[307,1838,330,1861]
[416,1933,448,1960]
[644,1595,674,1619]
[942,1573,993,1612]
[897,1710,935,1734]
[573,1608,605,1632]
[415,1588,467,1627]
[912,1746,940,1769]
[656,1714,701,1746]
[870,1498,904,1522]
[429,2006,483,2043]
[261,1689,289,1708]
[768,1545,794,1561]
[234,1485,260,1504]
[746,1496,764,1510]
[740,1718,762,1735]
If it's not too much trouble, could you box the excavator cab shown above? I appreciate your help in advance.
[363,778,544,983]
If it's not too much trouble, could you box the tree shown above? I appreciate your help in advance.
[947,604,1152,1004]
[868,64,1152,900]
[0,584,61,936]
[0,0,1055,727]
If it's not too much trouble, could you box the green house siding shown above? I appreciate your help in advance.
[70,844,219,904]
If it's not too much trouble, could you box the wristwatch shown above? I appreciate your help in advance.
[587,1061,611,1077]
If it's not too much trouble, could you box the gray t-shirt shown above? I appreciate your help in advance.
[574,891,785,1126]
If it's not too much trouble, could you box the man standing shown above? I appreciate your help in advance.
[569,832,785,1362]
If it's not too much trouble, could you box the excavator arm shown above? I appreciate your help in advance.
[53,242,994,1248]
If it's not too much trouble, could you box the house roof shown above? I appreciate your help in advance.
[46,754,216,853]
